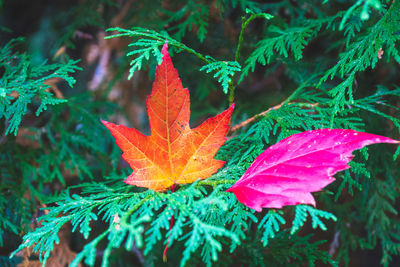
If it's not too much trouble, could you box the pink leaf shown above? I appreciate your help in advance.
[227,129,399,211]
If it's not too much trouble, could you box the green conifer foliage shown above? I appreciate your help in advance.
[1,0,400,266]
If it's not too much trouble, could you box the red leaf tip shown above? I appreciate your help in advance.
[161,41,169,58]
[100,119,109,126]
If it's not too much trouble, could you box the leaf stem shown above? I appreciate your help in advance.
[163,184,175,262]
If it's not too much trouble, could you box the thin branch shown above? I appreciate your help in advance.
[230,101,286,133]
[229,13,272,106]
[230,82,317,133]
[230,102,318,133]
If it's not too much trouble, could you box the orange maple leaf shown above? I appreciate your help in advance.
[102,43,234,191]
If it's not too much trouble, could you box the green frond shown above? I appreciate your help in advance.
[319,0,400,115]
[162,1,209,42]
[240,25,313,82]
[200,61,241,94]
[0,38,80,135]
[257,210,286,246]
[291,205,337,234]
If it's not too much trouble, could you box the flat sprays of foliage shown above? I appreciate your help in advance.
[1,0,400,266]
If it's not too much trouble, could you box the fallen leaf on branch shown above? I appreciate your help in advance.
[227,129,398,211]
[102,42,233,191]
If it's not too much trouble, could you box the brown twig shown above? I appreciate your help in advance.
[230,102,318,134]
[111,0,134,26]
[44,77,65,99]
[230,101,286,133]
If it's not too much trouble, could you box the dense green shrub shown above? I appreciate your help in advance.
[1,0,400,266]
